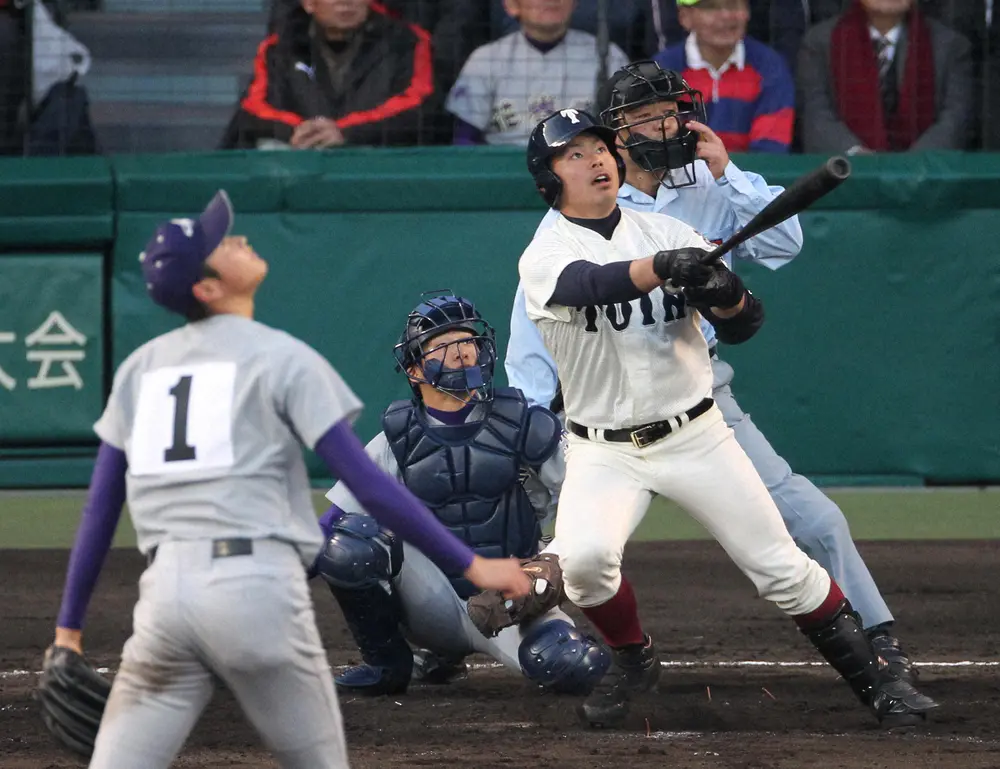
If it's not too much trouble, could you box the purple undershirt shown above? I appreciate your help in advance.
[57,442,128,630]
[58,419,475,631]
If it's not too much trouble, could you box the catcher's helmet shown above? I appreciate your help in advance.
[527,108,626,208]
[598,61,707,188]
[393,292,497,400]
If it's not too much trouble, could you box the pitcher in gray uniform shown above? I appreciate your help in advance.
[48,192,531,769]
[314,294,610,696]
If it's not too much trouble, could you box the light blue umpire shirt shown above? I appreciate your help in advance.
[506,159,804,409]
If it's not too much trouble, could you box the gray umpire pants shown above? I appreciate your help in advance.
[89,539,349,769]
[712,355,893,629]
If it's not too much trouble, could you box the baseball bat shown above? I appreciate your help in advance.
[698,156,852,264]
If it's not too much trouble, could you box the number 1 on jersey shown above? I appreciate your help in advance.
[164,375,197,462]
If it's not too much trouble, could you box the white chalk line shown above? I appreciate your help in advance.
[2,659,997,681]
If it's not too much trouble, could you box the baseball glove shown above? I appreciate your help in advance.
[467,553,565,638]
[35,645,111,757]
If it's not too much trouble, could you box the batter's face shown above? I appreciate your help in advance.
[617,99,682,143]
[504,0,575,40]
[194,236,268,305]
[551,133,619,215]
[679,0,749,51]
[301,0,369,38]
[859,0,913,15]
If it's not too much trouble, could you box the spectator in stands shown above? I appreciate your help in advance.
[223,0,439,149]
[489,0,661,60]
[649,0,846,73]
[0,0,27,155]
[268,0,486,96]
[445,0,629,146]
[653,0,795,153]
[797,0,973,153]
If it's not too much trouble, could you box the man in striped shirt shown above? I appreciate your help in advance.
[652,0,794,153]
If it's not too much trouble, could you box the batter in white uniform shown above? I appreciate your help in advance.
[519,108,937,730]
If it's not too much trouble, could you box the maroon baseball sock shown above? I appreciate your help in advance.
[580,576,646,648]
[792,579,847,630]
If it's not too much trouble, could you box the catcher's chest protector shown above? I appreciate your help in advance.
[382,388,547,596]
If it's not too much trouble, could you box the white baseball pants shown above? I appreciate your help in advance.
[551,404,831,615]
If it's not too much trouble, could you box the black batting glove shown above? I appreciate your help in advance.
[684,263,746,309]
[651,247,715,288]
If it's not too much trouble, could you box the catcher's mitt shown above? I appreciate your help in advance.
[467,553,565,638]
[35,645,111,757]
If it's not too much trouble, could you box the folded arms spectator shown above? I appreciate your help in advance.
[223,0,436,149]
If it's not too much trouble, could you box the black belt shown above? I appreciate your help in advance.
[146,538,254,566]
[567,397,714,449]
[709,344,717,358]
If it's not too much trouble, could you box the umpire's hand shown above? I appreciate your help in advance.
[652,248,715,288]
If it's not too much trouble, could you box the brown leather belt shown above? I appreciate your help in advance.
[567,397,714,449]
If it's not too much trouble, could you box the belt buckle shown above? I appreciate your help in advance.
[630,426,656,449]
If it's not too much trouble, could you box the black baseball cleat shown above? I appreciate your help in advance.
[335,663,411,696]
[870,675,939,728]
[868,629,918,685]
[577,635,660,728]
[411,649,468,685]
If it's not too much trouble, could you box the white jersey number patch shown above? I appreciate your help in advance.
[130,362,237,476]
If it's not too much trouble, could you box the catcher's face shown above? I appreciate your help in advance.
[551,133,619,215]
[410,329,479,377]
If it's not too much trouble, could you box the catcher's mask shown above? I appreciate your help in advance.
[393,292,497,402]
[598,60,707,189]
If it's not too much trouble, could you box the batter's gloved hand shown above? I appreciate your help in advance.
[683,261,746,309]
[652,247,715,288]
[35,645,111,757]
[467,553,565,638]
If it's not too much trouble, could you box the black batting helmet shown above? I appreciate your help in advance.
[527,108,626,208]
[598,61,707,189]
[393,292,497,401]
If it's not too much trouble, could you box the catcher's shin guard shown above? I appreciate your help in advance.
[801,601,938,727]
[329,584,413,696]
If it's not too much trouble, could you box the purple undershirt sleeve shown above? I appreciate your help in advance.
[453,118,486,145]
[314,420,475,575]
[56,442,128,630]
[549,260,645,307]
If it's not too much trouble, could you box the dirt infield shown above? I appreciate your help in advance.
[2,540,997,768]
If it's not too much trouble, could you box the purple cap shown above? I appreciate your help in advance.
[139,190,235,315]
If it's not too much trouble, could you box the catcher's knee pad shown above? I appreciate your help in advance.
[518,620,611,695]
[314,512,402,590]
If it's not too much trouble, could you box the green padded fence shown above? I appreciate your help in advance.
[0,149,998,487]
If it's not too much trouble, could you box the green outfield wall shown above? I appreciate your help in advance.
[0,149,998,488]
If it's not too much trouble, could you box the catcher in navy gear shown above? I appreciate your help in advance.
[313,292,610,696]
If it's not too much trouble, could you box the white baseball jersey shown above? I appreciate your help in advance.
[518,208,715,430]
[94,314,362,564]
[446,30,628,146]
